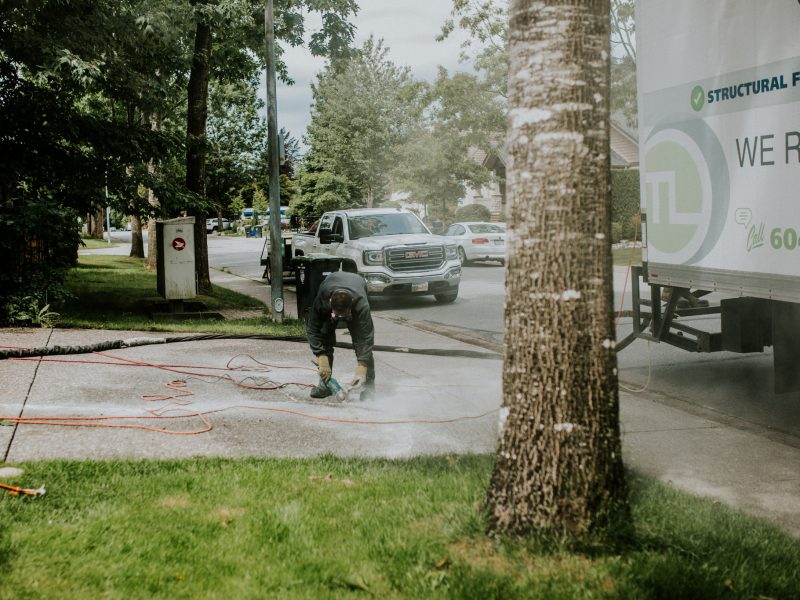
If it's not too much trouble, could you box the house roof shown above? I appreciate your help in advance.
[476,116,639,171]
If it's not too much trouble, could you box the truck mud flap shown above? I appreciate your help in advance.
[772,301,800,394]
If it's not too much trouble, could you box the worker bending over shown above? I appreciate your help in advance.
[307,271,375,399]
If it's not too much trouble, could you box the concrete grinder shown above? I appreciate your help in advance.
[324,377,365,402]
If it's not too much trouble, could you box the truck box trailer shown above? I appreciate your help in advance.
[620,0,800,392]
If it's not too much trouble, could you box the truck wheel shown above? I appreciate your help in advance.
[434,289,458,304]
[265,258,272,284]
[458,247,469,265]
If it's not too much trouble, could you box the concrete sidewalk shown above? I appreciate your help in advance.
[0,267,798,539]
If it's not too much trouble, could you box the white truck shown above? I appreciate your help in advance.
[265,208,462,303]
[622,1,800,392]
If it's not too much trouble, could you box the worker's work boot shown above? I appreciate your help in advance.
[309,383,331,399]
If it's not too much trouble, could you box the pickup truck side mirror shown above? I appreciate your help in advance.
[319,229,344,244]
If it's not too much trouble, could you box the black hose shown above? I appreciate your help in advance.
[0,333,501,361]
[336,341,501,360]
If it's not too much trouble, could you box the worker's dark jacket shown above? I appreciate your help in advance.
[306,271,374,365]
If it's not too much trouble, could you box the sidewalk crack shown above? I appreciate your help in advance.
[2,328,54,462]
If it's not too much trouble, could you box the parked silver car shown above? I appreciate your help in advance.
[444,221,506,265]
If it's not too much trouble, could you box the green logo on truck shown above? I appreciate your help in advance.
[643,120,729,264]
[690,85,705,111]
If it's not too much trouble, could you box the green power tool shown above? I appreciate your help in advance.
[325,377,348,402]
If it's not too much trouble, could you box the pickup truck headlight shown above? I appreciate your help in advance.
[363,249,384,265]
[445,245,458,260]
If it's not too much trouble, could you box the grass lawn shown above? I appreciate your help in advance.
[79,237,118,250]
[0,457,798,599]
[58,255,304,336]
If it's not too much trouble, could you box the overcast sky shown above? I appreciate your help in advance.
[272,0,472,153]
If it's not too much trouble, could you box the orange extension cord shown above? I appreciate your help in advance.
[0,350,499,436]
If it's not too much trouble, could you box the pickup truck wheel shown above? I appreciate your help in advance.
[434,289,459,304]
[457,246,469,265]
[265,258,272,284]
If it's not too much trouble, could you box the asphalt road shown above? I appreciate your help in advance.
[205,233,508,348]
[110,231,800,441]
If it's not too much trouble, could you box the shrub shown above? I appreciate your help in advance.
[0,200,81,325]
[611,168,640,241]
[4,296,60,328]
[611,222,624,244]
[454,203,492,222]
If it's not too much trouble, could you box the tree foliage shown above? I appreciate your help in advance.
[206,79,266,219]
[0,0,357,306]
[393,68,503,217]
[439,0,509,99]
[454,203,492,222]
[441,0,637,127]
[610,0,637,126]
[611,168,640,242]
[304,37,423,209]
[290,169,354,221]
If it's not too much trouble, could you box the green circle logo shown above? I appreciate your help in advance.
[645,140,705,255]
[644,121,730,265]
[690,85,705,112]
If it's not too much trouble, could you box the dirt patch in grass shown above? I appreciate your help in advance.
[449,538,516,575]
[158,495,193,509]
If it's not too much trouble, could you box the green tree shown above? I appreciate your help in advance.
[184,0,357,291]
[290,169,354,222]
[485,0,627,538]
[251,185,268,220]
[305,37,423,208]
[441,0,638,128]
[256,127,301,206]
[439,0,509,99]
[394,68,503,219]
[206,78,266,223]
[610,0,636,126]
[0,0,193,305]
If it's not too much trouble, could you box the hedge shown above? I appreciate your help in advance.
[454,203,492,223]
[0,200,81,324]
[611,168,641,243]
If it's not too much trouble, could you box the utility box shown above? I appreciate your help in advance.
[156,217,196,300]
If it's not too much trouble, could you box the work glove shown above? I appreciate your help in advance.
[351,363,368,387]
[317,355,332,382]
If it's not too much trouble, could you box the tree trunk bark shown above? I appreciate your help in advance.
[146,202,158,267]
[129,214,145,258]
[187,2,212,293]
[485,0,627,539]
[87,209,105,239]
[146,113,161,270]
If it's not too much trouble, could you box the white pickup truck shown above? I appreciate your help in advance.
[289,208,462,303]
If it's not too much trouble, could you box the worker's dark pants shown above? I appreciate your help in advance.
[322,331,375,386]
